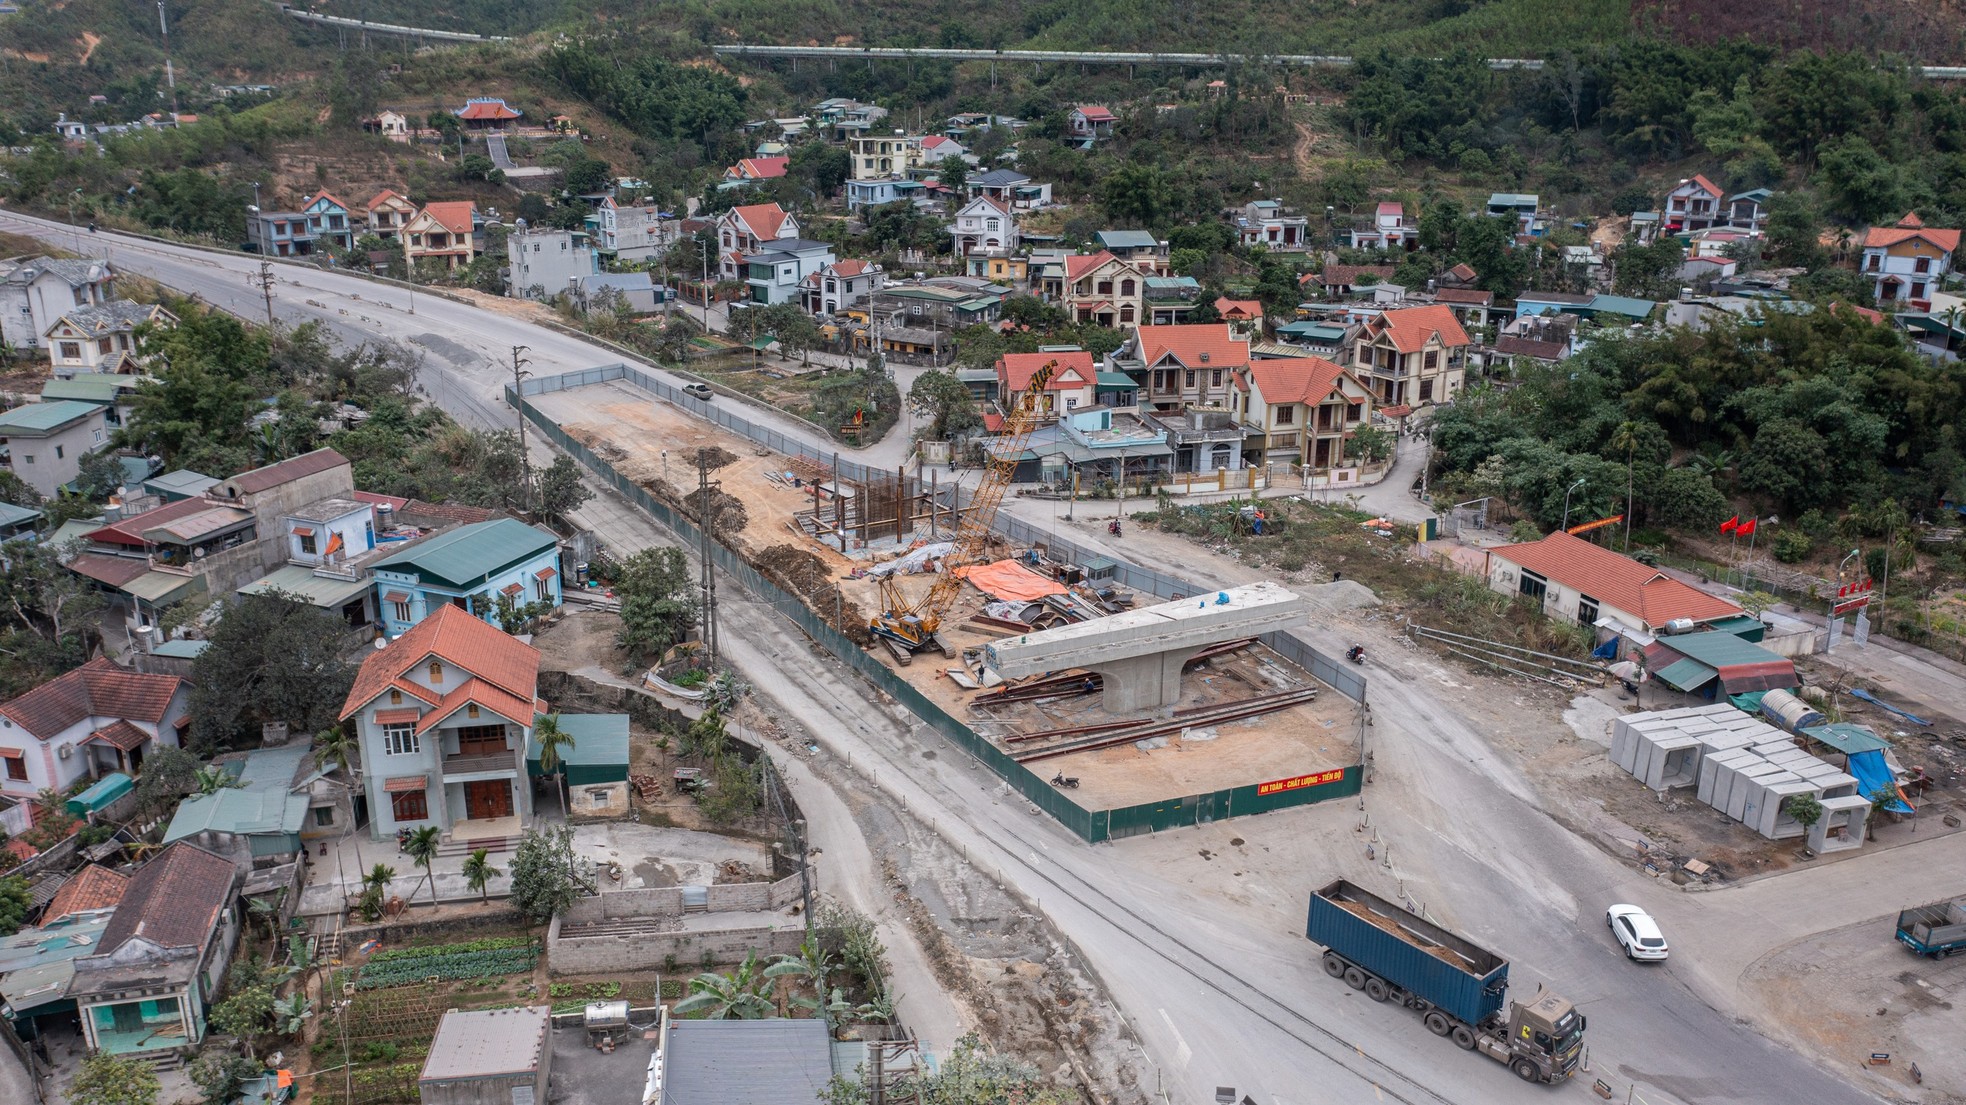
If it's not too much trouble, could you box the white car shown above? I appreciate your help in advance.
[1607,904,1669,962]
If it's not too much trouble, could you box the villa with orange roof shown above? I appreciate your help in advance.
[1231,355,1374,470]
[717,202,799,280]
[402,201,481,272]
[721,156,790,187]
[1128,322,1251,411]
[1861,212,1959,308]
[1060,251,1149,327]
[365,189,418,239]
[339,604,545,841]
[995,350,1098,420]
[1664,175,1726,233]
[1067,105,1117,142]
[1351,304,1470,409]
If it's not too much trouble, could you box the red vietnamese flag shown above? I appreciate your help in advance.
[1736,517,1756,537]
[1720,515,1740,534]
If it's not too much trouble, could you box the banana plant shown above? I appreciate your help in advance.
[271,994,313,1036]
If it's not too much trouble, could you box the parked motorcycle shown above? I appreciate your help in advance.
[1051,772,1080,789]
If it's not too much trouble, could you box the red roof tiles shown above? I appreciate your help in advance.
[1063,251,1120,282]
[1863,212,1961,253]
[727,203,792,243]
[414,202,477,237]
[455,99,521,121]
[1488,531,1743,629]
[0,658,183,742]
[1135,324,1250,370]
[92,841,235,957]
[1242,355,1350,406]
[733,157,789,180]
[1367,305,1470,354]
[84,719,151,752]
[1214,298,1263,319]
[998,351,1096,392]
[340,605,540,722]
[42,864,129,922]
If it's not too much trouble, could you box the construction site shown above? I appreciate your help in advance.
[522,365,1362,831]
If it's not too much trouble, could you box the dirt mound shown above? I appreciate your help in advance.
[690,445,737,470]
[757,545,873,647]
[684,486,748,538]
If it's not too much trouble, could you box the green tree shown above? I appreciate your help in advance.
[613,547,699,663]
[1762,191,1826,270]
[0,875,31,936]
[189,590,355,751]
[1814,135,1906,224]
[68,1052,161,1105]
[535,454,592,527]
[564,158,615,196]
[73,449,127,501]
[1344,425,1393,464]
[508,826,588,924]
[1101,162,1173,227]
[463,847,502,903]
[672,951,775,1019]
[186,1052,263,1105]
[211,983,276,1056]
[403,825,442,909]
[908,370,982,441]
[1611,237,1685,301]
[790,142,852,197]
[533,712,576,816]
[134,745,200,819]
[934,154,968,196]
[822,1032,1074,1105]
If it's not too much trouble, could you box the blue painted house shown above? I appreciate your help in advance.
[370,518,562,635]
[301,191,355,251]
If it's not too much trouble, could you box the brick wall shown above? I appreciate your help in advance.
[548,922,809,975]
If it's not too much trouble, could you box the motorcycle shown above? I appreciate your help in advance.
[1345,644,1367,665]
[1107,519,1123,537]
[1050,772,1080,789]
[87,222,97,233]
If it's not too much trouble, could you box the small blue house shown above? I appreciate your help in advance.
[370,518,562,635]
[301,191,355,251]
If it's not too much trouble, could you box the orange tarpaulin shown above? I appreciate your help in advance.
[954,560,1068,602]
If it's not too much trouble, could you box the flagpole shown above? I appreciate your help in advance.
[1743,518,1759,591]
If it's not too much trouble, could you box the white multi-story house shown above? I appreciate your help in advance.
[0,399,111,498]
[505,227,599,302]
[1664,175,1725,234]
[850,133,926,179]
[948,196,1019,257]
[43,301,178,374]
[717,203,798,281]
[1351,304,1471,409]
[338,604,543,842]
[1230,199,1310,251]
[1861,212,1958,309]
[1350,202,1417,251]
[592,196,668,261]
[0,658,189,799]
[0,257,115,352]
[802,260,885,316]
[1060,252,1149,328]
[365,189,418,240]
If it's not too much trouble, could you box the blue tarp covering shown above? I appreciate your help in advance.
[1848,749,1914,814]
[1592,638,1619,660]
[1850,688,1930,726]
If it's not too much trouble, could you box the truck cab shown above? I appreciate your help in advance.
[1477,986,1584,1083]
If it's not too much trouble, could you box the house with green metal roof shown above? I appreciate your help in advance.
[164,742,350,859]
[0,399,110,499]
[0,499,41,541]
[369,517,562,636]
[39,373,141,429]
[527,713,630,817]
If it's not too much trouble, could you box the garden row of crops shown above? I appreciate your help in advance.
[355,937,541,990]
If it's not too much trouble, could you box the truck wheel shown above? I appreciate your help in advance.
[1424,1012,1451,1037]
[1450,1026,1476,1050]
[1512,1059,1540,1082]
[1364,978,1390,1002]
[1343,967,1367,990]
[1323,955,1347,978]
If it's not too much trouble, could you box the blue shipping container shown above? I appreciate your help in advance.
[1305,879,1509,1027]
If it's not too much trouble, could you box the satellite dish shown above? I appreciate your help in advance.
[373,638,389,650]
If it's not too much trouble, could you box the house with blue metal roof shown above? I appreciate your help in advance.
[163,742,350,859]
[369,518,562,636]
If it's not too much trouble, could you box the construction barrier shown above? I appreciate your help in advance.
[511,372,1365,842]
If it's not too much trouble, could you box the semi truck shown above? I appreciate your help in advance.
[1897,897,1966,959]
[1305,879,1585,1085]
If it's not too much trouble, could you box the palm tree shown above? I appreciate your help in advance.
[314,726,358,785]
[462,848,501,904]
[672,952,775,1020]
[533,713,575,817]
[1609,420,1641,553]
[358,862,396,923]
[402,826,442,910]
[194,767,239,795]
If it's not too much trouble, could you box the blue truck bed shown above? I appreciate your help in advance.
[1897,899,1966,957]
[1306,879,1509,1026]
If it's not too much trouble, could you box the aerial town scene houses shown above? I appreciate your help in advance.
[0,10,1961,1105]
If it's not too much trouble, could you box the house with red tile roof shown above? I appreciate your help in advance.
[402,201,481,272]
[364,189,418,239]
[41,863,130,924]
[300,191,355,251]
[68,841,240,1058]
[1351,304,1471,409]
[1664,175,1725,233]
[1861,212,1959,308]
[995,350,1097,420]
[339,604,544,841]
[1129,323,1251,412]
[1350,201,1418,251]
[453,97,522,130]
[1483,530,1745,638]
[1214,297,1264,339]
[0,657,188,801]
[1061,251,1149,328]
[716,203,800,281]
[1232,355,1373,469]
[1067,105,1117,142]
[801,259,885,316]
[722,156,790,186]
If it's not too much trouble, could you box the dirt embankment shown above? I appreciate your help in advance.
[757,545,874,648]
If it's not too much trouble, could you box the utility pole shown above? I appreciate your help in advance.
[247,260,277,330]
[157,1,180,118]
[697,452,720,664]
[510,346,532,514]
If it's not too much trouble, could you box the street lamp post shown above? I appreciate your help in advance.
[1560,477,1587,532]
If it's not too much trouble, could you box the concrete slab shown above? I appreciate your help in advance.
[984,582,1310,712]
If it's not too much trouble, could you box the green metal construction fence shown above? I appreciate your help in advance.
[510,371,1362,842]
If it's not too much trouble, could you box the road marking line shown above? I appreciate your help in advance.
[1156,1008,1193,1069]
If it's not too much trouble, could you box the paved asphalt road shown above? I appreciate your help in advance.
[3,211,1909,1105]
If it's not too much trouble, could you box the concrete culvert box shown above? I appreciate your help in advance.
[1643,733,1704,791]
[1752,778,1820,839]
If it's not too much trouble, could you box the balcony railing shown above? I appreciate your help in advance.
[441,749,521,776]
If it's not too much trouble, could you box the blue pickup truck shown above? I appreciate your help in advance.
[1897,898,1966,959]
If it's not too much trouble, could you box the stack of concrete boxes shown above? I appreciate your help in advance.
[1612,705,1863,844]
